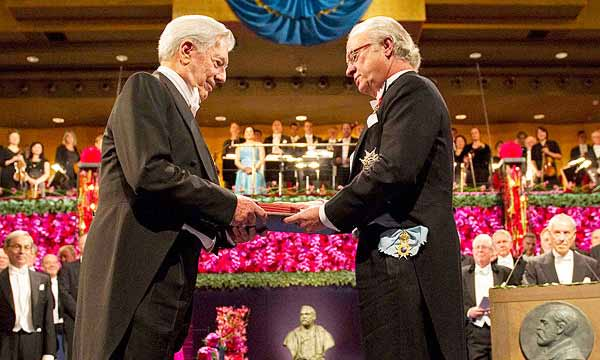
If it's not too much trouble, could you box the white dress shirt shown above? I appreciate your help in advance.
[496,254,514,269]
[341,137,352,165]
[593,144,600,159]
[8,265,34,333]
[156,66,220,251]
[553,249,574,284]
[271,133,283,154]
[319,69,415,232]
[579,144,589,157]
[305,134,317,151]
[50,277,64,325]
[473,264,493,327]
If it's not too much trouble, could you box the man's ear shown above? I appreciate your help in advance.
[383,37,394,58]
[179,41,194,65]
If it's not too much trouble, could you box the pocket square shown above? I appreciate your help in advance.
[583,277,591,283]
[39,284,45,291]
[36,328,42,333]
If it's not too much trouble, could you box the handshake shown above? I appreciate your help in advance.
[228,195,329,244]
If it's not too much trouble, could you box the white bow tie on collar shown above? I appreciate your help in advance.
[11,266,29,275]
[475,266,491,276]
[190,88,200,116]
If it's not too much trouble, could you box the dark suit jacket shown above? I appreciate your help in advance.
[58,260,80,354]
[0,269,56,356]
[263,134,292,154]
[74,72,238,359]
[491,256,527,285]
[324,71,465,359]
[222,137,245,155]
[462,263,511,318]
[569,144,591,161]
[524,251,599,285]
[297,135,323,145]
[590,245,600,263]
[333,137,358,166]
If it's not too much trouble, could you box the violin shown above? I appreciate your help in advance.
[13,154,27,184]
[542,146,557,178]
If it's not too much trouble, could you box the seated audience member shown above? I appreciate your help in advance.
[491,230,527,285]
[333,123,357,187]
[55,130,80,190]
[234,127,266,195]
[59,234,86,359]
[462,234,511,360]
[24,142,50,197]
[522,233,537,260]
[539,227,552,254]
[464,128,491,187]
[0,231,56,360]
[0,248,9,271]
[525,214,600,285]
[589,229,600,262]
[531,127,562,187]
[569,130,590,161]
[58,245,77,264]
[41,254,66,360]
[0,130,24,191]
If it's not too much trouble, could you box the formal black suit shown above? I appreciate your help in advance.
[74,72,238,360]
[524,251,600,285]
[221,138,245,188]
[0,269,56,359]
[569,144,591,161]
[263,134,292,183]
[491,255,527,285]
[323,71,466,359]
[333,137,358,187]
[462,263,511,360]
[58,260,80,358]
[590,245,600,263]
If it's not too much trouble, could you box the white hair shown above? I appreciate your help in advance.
[547,214,577,232]
[349,16,421,70]
[492,229,513,243]
[158,15,235,63]
[472,234,493,248]
[3,230,33,249]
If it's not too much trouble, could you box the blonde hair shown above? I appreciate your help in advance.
[62,130,77,146]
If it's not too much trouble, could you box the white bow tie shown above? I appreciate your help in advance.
[11,266,29,276]
[475,267,491,276]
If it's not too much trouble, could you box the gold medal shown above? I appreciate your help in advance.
[396,230,411,259]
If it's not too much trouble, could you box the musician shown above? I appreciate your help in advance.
[221,122,245,188]
[463,128,491,187]
[23,142,50,198]
[333,123,357,187]
[591,130,600,168]
[54,131,80,190]
[0,130,24,191]
[531,127,562,186]
[569,130,590,161]
[453,135,468,186]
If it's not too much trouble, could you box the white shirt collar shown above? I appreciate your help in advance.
[553,249,574,261]
[156,65,200,116]
[369,69,415,111]
[8,264,28,275]
[475,263,492,275]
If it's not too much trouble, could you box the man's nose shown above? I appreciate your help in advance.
[346,63,356,78]
[216,68,226,83]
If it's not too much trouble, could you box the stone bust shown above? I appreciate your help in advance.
[283,305,335,360]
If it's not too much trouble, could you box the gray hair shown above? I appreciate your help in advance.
[548,214,577,232]
[349,16,421,70]
[472,234,493,249]
[158,15,235,63]
[492,229,513,243]
[3,230,33,249]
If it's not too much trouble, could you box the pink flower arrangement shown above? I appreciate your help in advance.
[198,306,250,360]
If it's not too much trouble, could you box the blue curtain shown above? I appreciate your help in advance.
[226,0,372,46]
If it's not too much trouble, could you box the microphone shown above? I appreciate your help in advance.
[582,257,600,282]
[501,252,525,287]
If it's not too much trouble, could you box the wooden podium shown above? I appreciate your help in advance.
[490,283,600,359]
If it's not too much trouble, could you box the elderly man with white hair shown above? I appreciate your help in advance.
[525,214,599,285]
[462,234,511,360]
[491,229,528,285]
[73,15,266,359]
[590,229,600,262]
[286,16,465,359]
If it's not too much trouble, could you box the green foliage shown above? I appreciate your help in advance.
[527,192,600,207]
[0,198,77,215]
[452,193,501,208]
[196,271,356,289]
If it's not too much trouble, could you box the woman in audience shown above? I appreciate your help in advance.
[464,127,492,187]
[454,135,468,185]
[0,130,24,191]
[234,126,266,195]
[24,141,50,197]
[55,130,80,190]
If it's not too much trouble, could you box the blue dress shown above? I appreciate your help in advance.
[234,145,266,194]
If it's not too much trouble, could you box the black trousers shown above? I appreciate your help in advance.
[356,246,444,360]
[110,237,201,360]
[0,331,44,360]
[466,323,491,360]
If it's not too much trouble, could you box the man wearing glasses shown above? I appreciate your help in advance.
[286,16,465,359]
[0,230,56,360]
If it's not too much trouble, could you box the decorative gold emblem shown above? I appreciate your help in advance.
[396,230,411,259]
[359,148,380,174]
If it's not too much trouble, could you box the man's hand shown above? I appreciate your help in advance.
[467,307,486,319]
[231,194,267,227]
[227,226,257,244]
[284,206,325,233]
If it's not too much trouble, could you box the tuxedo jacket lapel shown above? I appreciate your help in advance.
[155,73,219,183]
[541,253,560,283]
[29,271,40,325]
[572,252,587,282]
[0,270,14,310]
[463,268,476,306]
[350,126,369,178]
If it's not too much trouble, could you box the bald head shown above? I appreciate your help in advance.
[42,254,61,278]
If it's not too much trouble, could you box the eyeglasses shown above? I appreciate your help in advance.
[8,244,32,252]
[346,43,373,65]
